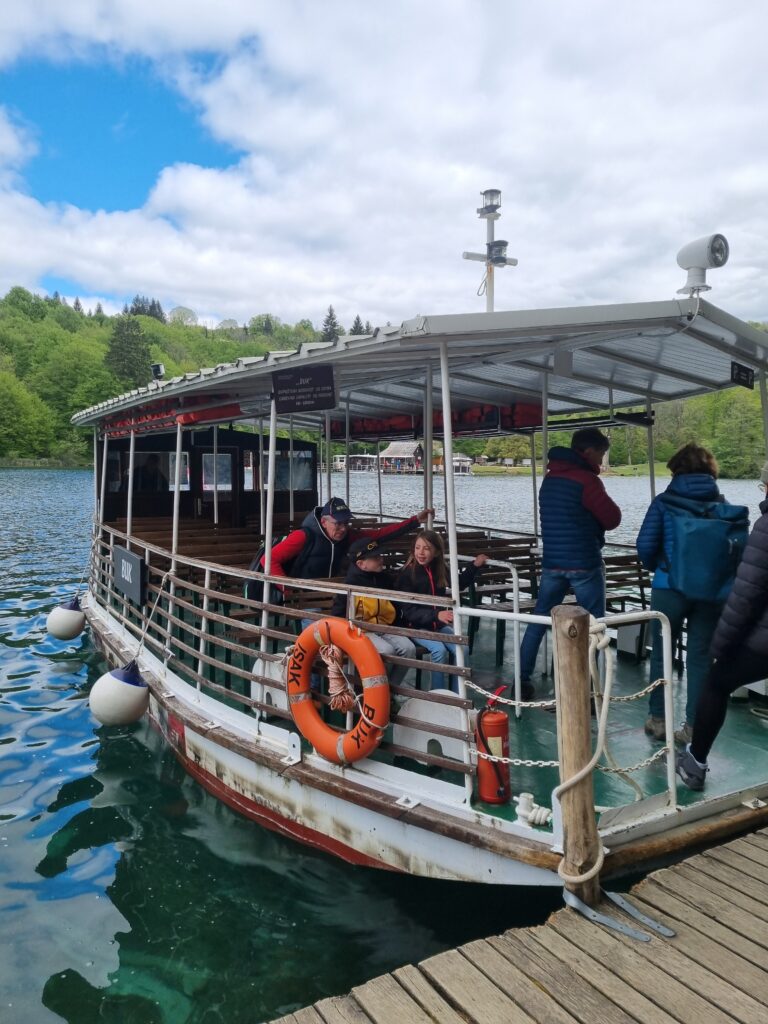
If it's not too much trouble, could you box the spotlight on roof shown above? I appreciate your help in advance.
[488,239,509,266]
[477,188,502,215]
[151,363,165,381]
[676,234,729,295]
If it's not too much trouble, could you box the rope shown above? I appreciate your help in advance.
[318,640,356,713]
[136,571,171,657]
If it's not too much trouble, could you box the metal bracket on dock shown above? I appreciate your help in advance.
[563,888,675,942]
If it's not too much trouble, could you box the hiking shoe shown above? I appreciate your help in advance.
[644,715,666,741]
[674,722,693,747]
[676,748,708,791]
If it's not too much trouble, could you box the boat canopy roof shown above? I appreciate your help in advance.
[72,297,768,437]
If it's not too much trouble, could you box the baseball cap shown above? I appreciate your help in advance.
[349,537,384,560]
[320,496,353,522]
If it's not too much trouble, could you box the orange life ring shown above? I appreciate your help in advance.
[286,617,390,764]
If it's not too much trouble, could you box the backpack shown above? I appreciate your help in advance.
[243,529,308,603]
[657,493,749,603]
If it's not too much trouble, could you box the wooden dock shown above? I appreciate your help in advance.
[271,827,768,1024]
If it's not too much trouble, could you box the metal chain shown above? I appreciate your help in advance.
[596,746,669,773]
[477,750,559,768]
[464,678,556,708]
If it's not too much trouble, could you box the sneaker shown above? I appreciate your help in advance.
[674,722,693,747]
[520,680,535,702]
[676,748,708,791]
[644,715,666,741]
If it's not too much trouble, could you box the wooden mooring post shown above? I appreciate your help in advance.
[552,603,602,906]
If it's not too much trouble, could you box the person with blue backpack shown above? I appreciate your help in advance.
[637,443,749,746]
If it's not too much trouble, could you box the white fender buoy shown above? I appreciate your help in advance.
[46,596,86,640]
[89,659,149,726]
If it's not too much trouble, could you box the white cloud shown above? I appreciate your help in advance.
[0,1,768,328]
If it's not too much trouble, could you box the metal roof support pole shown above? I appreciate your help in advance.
[317,426,323,504]
[92,428,99,519]
[376,439,383,519]
[325,411,333,502]
[646,397,656,499]
[344,395,351,505]
[288,416,294,526]
[258,417,265,533]
[98,431,109,529]
[530,433,539,540]
[541,370,549,464]
[760,371,768,456]
[212,425,219,526]
[260,396,278,659]
[438,340,474,805]
[424,363,434,528]
[171,422,183,564]
[126,430,136,548]
[485,215,494,313]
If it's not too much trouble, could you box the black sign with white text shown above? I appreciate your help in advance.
[113,546,147,605]
[272,365,337,414]
[731,361,755,390]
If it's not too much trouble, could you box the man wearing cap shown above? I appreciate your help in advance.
[330,537,416,686]
[261,496,432,587]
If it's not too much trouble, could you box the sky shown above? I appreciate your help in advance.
[0,1,767,330]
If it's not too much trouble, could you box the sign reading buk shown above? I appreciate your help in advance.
[731,361,755,390]
[113,546,147,605]
[272,364,337,414]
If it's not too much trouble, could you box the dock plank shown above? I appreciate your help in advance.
[551,908,736,1024]
[460,937,581,1024]
[391,964,467,1024]
[697,848,768,902]
[351,973,441,1024]
[650,865,768,950]
[523,925,678,1024]
[705,843,768,883]
[489,930,638,1024]
[313,996,372,1024]
[727,835,768,870]
[590,897,767,1024]
[419,947,537,1024]
[632,880,768,987]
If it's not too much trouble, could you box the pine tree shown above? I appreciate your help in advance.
[321,305,341,344]
[364,320,373,334]
[105,315,152,388]
[350,314,365,335]
[148,299,166,323]
[73,297,83,314]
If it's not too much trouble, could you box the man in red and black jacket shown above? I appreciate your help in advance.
[262,496,432,590]
[518,428,621,697]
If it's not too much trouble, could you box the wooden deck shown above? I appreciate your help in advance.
[270,827,768,1023]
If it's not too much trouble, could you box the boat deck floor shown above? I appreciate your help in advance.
[463,618,768,819]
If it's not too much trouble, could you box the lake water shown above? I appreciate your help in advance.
[0,468,760,1023]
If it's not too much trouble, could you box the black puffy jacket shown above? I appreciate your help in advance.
[395,561,480,632]
[711,499,768,660]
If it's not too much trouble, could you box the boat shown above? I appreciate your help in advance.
[68,234,768,889]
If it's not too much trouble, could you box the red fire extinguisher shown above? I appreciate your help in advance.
[475,687,510,804]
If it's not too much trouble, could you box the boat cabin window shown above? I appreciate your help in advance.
[243,449,314,492]
[202,453,233,494]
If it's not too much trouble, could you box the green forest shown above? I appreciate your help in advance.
[0,285,766,478]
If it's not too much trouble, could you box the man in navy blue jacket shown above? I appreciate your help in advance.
[519,428,621,696]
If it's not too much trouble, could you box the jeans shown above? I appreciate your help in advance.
[418,625,468,693]
[647,588,722,724]
[368,632,416,687]
[518,565,606,682]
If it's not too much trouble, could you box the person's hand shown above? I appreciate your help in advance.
[473,553,488,568]
[437,609,453,625]
[416,507,434,523]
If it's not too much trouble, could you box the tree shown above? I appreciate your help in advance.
[168,306,198,326]
[350,314,365,335]
[249,314,278,335]
[0,371,56,456]
[72,297,83,314]
[217,319,239,331]
[105,315,152,388]
[321,305,342,344]
[148,299,166,323]
[364,320,373,334]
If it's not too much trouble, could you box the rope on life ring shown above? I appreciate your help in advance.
[286,617,390,765]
